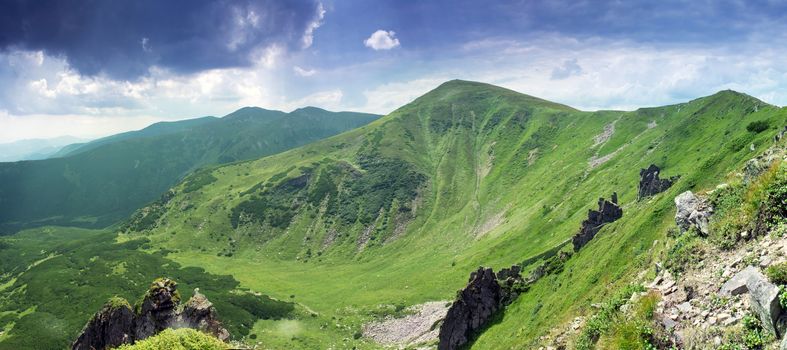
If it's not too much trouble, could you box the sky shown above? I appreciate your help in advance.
[1,0,787,142]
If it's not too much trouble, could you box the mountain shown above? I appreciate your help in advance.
[0,81,785,349]
[0,107,380,233]
[0,136,87,162]
[49,116,219,158]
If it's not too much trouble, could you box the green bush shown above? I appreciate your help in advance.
[767,263,787,285]
[746,120,769,133]
[116,328,227,350]
[664,230,706,273]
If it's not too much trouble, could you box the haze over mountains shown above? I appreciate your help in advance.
[0,80,784,349]
[0,136,87,162]
[0,107,379,234]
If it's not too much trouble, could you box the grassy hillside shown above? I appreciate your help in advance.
[115,80,786,348]
[0,107,379,233]
[1,80,784,349]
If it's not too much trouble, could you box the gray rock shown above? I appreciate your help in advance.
[674,191,712,235]
[747,271,783,336]
[438,267,502,350]
[720,266,760,296]
[572,193,623,251]
[72,299,135,350]
[638,164,679,199]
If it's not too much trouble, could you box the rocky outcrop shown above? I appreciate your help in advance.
[572,193,623,251]
[438,267,502,350]
[178,289,230,341]
[72,298,135,350]
[674,191,713,235]
[135,278,180,340]
[744,145,786,184]
[72,278,229,350]
[747,271,783,337]
[638,164,679,199]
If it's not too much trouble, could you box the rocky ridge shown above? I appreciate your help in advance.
[572,193,623,251]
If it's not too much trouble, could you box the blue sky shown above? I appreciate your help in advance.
[1,0,787,142]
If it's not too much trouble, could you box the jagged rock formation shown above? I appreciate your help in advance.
[747,271,783,337]
[638,164,679,199]
[572,193,623,251]
[438,267,502,350]
[674,191,713,235]
[72,298,135,350]
[72,278,229,350]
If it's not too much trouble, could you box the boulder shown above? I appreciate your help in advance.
[674,191,712,235]
[178,289,230,341]
[438,267,502,350]
[746,271,783,336]
[720,266,759,297]
[72,298,135,350]
[572,193,623,251]
[638,164,679,199]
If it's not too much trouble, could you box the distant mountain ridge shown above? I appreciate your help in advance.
[50,116,219,158]
[0,106,380,233]
[0,136,88,162]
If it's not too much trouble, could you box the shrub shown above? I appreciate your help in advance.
[116,328,227,350]
[779,286,787,309]
[766,263,787,285]
[664,230,706,273]
[746,120,769,133]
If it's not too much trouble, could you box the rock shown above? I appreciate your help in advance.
[720,266,759,296]
[674,191,713,235]
[677,302,693,314]
[638,164,679,199]
[761,256,773,268]
[572,193,623,251]
[72,298,135,350]
[497,265,526,306]
[178,289,230,341]
[72,279,229,350]
[747,271,783,336]
[134,278,180,340]
[438,267,502,350]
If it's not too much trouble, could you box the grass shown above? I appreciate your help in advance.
[1,80,786,349]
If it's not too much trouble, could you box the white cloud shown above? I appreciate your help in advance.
[141,37,151,52]
[302,2,325,48]
[286,89,344,110]
[364,30,400,50]
[358,78,447,114]
[293,66,316,77]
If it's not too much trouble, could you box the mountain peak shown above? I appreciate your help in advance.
[413,79,577,112]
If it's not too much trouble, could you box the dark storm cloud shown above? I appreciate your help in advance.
[0,0,322,79]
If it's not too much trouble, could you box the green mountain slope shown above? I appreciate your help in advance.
[1,80,784,349]
[112,80,785,347]
[49,116,219,158]
[0,107,380,233]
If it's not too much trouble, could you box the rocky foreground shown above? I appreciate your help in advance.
[72,278,228,350]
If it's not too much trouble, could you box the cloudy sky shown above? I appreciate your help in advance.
[1,0,787,142]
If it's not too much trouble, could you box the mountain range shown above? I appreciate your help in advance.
[0,80,785,349]
[0,107,379,233]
